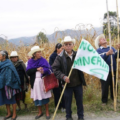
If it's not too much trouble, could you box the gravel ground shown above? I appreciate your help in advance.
[0,112,120,120]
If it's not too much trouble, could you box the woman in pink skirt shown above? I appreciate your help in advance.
[26,46,51,120]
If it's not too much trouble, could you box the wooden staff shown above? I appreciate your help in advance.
[116,0,120,108]
[52,67,73,120]
[106,0,116,111]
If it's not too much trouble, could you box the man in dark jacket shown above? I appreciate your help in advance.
[52,36,86,120]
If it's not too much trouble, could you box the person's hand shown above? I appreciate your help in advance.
[37,67,44,74]
[37,67,42,71]
[65,77,70,83]
[116,44,120,49]
[106,49,114,56]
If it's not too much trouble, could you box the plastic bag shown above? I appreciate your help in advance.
[24,85,33,104]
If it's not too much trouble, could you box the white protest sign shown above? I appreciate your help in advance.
[72,39,109,81]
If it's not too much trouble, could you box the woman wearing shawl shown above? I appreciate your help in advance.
[0,50,21,120]
[10,51,29,111]
[26,46,51,120]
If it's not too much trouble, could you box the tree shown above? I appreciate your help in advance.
[103,11,120,38]
[36,32,48,44]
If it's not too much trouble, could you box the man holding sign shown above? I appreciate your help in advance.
[95,34,120,105]
[52,36,86,120]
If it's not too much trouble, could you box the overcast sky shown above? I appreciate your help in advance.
[0,0,120,39]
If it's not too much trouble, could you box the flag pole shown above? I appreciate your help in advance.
[106,0,116,111]
[116,0,119,108]
[52,67,73,120]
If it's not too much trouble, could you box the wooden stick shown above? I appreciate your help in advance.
[106,0,116,111]
[116,0,120,109]
[52,67,73,120]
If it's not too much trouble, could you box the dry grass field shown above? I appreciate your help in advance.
[0,27,120,117]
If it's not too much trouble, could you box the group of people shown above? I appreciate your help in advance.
[0,34,120,120]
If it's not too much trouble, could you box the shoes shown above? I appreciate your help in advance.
[46,115,51,119]
[78,118,84,120]
[11,116,17,120]
[35,113,43,119]
[4,115,12,120]
[66,118,73,120]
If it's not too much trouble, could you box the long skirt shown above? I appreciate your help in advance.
[0,88,16,106]
[31,72,51,106]
[15,86,25,103]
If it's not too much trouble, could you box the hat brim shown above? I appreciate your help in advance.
[28,48,44,56]
[10,55,18,58]
[61,39,75,44]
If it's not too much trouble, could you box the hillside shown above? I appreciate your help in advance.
[0,37,6,44]
[9,27,103,45]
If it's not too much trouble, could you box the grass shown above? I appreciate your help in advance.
[1,81,120,117]
[0,27,120,117]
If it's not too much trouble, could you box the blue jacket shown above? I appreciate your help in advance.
[0,59,21,89]
[97,46,120,72]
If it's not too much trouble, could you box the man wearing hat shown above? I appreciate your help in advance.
[52,36,86,120]
[95,34,120,105]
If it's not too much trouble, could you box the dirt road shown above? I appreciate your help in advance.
[0,112,120,120]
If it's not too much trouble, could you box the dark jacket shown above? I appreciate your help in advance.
[52,50,86,86]
[16,64,29,86]
[49,51,58,66]
[13,60,29,91]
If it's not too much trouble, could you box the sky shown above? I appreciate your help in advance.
[0,0,120,39]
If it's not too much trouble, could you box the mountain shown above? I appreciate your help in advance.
[47,27,103,42]
[9,36,36,46]
[9,27,103,46]
[0,37,6,44]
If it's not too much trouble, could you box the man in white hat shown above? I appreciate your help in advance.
[52,36,86,120]
[95,34,120,105]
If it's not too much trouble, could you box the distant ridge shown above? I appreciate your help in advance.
[9,27,103,46]
[0,37,6,44]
